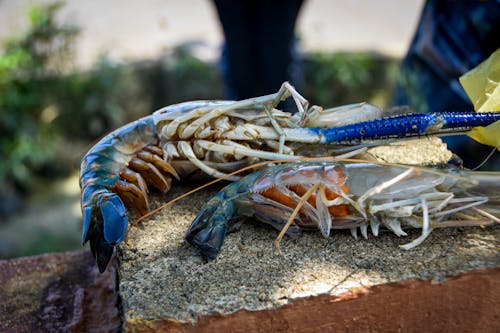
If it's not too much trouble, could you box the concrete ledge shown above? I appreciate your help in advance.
[120,192,498,324]
[118,138,498,331]
[125,268,500,333]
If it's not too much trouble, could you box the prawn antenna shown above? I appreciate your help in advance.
[472,145,499,171]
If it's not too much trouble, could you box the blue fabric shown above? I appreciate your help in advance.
[394,0,500,169]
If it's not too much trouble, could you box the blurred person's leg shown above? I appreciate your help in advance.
[256,0,304,94]
[213,0,259,100]
[214,0,304,107]
[394,0,500,169]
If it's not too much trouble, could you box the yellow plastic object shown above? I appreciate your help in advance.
[459,48,500,149]
[459,48,500,113]
[467,121,500,150]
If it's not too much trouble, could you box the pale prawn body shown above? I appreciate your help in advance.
[185,161,499,259]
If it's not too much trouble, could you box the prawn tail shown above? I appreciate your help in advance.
[82,188,128,272]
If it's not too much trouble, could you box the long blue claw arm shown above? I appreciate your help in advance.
[315,112,500,144]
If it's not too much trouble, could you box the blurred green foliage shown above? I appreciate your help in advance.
[163,46,223,103]
[0,3,144,215]
[0,2,77,208]
[55,57,134,139]
[303,52,398,108]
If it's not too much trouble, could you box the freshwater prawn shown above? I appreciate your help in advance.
[186,159,500,259]
[80,82,500,271]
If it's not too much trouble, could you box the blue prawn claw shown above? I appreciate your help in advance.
[82,190,128,272]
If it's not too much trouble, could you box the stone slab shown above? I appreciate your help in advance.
[125,268,500,333]
[118,137,498,327]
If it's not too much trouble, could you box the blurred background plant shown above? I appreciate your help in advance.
[0,2,78,217]
[0,1,397,257]
[303,52,397,108]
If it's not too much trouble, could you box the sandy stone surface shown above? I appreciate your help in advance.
[366,136,453,165]
[118,137,498,324]
[125,269,500,333]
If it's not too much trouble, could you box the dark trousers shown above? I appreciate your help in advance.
[213,0,304,100]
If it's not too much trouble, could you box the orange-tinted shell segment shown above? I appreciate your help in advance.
[260,166,350,218]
